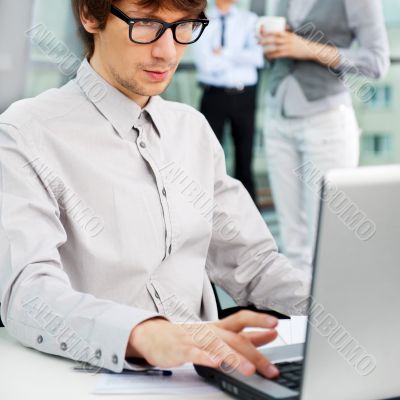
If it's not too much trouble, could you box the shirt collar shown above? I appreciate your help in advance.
[75,59,163,139]
[209,4,237,18]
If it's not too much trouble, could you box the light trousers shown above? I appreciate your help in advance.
[264,105,361,272]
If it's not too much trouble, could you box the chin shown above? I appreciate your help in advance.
[144,82,171,96]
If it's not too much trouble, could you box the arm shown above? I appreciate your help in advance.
[260,30,342,70]
[337,0,390,79]
[224,13,264,69]
[192,24,231,76]
[193,13,263,75]
[0,121,281,379]
[260,0,390,79]
[0,123,162,372]
[204,120,311,317]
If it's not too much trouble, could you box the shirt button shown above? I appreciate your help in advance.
[95,349,102,359]
[162,188,167,197]
[37,335,43,344]
[139,141,147,149]
[112,354,119,365]
[168,244,172,254]
[60,342,68,351]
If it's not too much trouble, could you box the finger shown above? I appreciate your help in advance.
[271,36,287,45]
[216,310,278,333]
[270,31,286,38]
[214,342,257,377]
[195,326,278,378]
[264,44,281,55]
[222,330,280,379]
[259,37,278,46]
[269,43,292,57]
[261,36,287,45]
[240,329,279,347]
[259,31,276,39]
[266,50,280,57]
[192,327,257,376]
[185,346,222,369]
[266,50,288,59]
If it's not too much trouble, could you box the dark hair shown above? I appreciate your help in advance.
[71,0,208,58]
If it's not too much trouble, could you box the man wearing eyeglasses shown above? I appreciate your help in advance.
[0,0,310,379]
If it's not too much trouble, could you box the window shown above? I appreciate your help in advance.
[364,85,393,110]
[25,0,81,98]
[361,133,395,165]
[21,0,400,176]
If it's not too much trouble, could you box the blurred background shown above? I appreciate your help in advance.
[0,0,399,307]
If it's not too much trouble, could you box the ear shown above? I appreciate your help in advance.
[80,5,100,34]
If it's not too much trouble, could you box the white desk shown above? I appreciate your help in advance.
[0,319,306,400]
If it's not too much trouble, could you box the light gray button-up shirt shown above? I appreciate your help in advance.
[0,59,310,372]
[267,0,390,118]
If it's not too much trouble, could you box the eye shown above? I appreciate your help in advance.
[177,21,195,31]
[135,20,160,29]
[191,22,202,32]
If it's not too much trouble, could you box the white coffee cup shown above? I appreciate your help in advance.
[256,16,286,50]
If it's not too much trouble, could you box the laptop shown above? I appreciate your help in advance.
[195,165,400,400]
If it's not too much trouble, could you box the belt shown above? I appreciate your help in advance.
[200,84,254,94]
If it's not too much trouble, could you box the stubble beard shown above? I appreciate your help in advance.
[109,62,177,98]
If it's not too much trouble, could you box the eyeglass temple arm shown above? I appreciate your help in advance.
[110,5,131,23]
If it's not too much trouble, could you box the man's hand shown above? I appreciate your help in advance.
[259,31,340,69]
[126,310,280,379]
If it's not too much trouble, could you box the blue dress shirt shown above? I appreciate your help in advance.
[193,5,264,89]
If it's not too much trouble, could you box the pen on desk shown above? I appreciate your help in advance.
[73,365,173,376]
[131,369,173,376]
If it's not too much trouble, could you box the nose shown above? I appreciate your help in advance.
[151,28,177,63]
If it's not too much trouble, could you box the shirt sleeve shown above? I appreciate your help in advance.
[223,13,264,69]
[337,0,390,79]
[0,123,163,372]
[193,12,264,76]
[192,30,231,76]
[203,119,311,316]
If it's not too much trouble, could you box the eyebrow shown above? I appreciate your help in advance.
[123,8,197,21]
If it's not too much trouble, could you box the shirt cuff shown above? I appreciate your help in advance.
[335,48,357,73]
[88,304,165,372]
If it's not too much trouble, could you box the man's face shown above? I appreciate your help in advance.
[216,0,237,9]
[91,0,194,106]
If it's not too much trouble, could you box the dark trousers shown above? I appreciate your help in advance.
[200,85,257,201]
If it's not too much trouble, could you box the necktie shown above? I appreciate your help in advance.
[220,15,226,48]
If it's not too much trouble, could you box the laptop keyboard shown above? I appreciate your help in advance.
[274,361,303,391]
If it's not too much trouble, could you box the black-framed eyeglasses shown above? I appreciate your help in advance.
[110,5,209,45]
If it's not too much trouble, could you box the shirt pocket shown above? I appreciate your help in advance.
[112,185,165,273]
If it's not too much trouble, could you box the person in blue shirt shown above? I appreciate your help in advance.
[193,0,264,202]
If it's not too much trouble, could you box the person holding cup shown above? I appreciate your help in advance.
[258,0,390,272]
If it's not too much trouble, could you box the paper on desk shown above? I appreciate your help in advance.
[244,316,308,348]
[290,316,308,344]
[93,363,221,395]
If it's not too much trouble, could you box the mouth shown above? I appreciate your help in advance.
[144,69,169,82]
